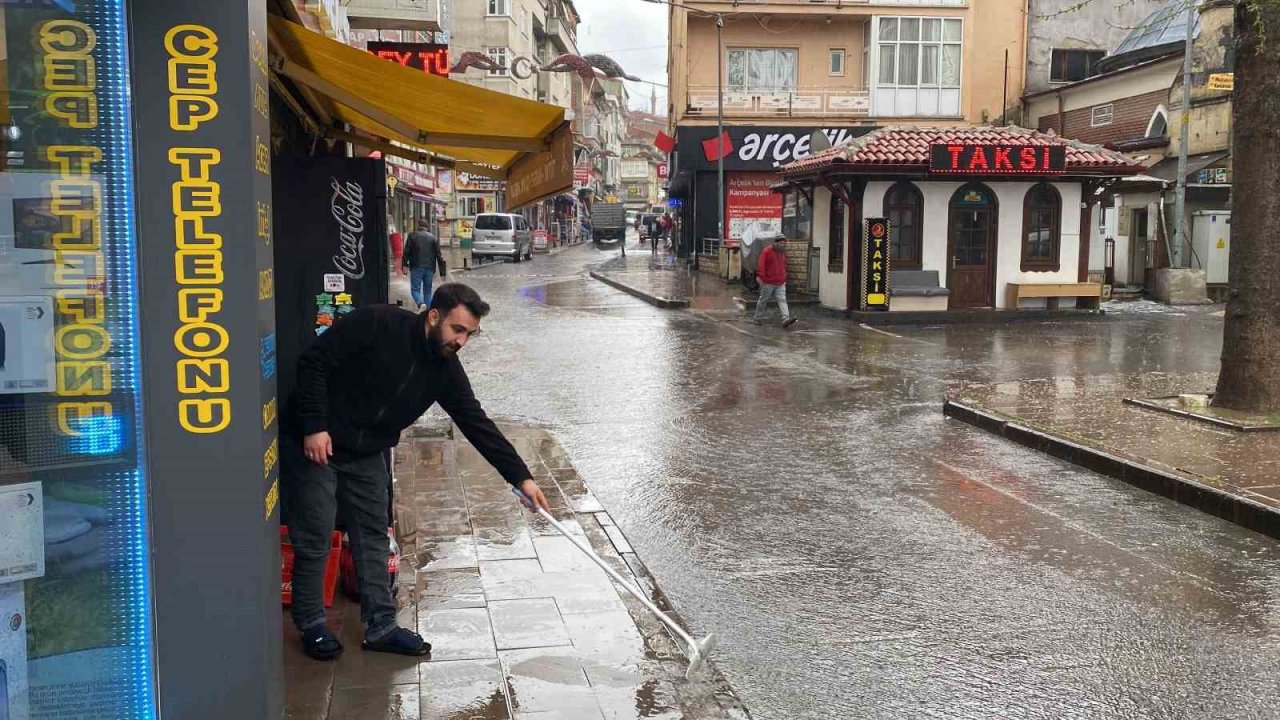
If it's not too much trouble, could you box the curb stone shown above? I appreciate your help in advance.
[943,399,1280,540]
[589,270,691,309]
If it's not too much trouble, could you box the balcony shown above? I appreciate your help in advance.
[685,86,870,119]
[545,14,573,53]
[344,0,441,32]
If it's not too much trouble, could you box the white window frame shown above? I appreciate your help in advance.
[487,0,510,16]
[829,49,846,76]
[1145,105,1169,138]
[458,196,485,217]
[726,47,799,95]
[486,47,510,77]
[868,16,963,117]
[1091,103,1114,127]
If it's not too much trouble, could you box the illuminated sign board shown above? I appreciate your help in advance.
[862,218,891,311]
[929,144,1066,175]
[367,41,450,78]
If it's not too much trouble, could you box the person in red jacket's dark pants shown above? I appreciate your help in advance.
[753,233,796,327]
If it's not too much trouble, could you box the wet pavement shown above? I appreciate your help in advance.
[301,248,1280,719]
[283,423,747,720]
[948,370,1280,515]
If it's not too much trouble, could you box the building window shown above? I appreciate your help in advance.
[782,190,812,239]
[1049,49,1104,83]
[874,17,962,116]
[1146,107,1169,138]
[1090,103,1114,127]
[487,47,510,76]
[727,48,798,94]
[459,195,486,217]
[830,49,846,76]
[829,192,845,269]
[885,181,923,268]
[877,17,962,87]
[622,159,649,177]
[487,0,510,16]
[1021,183,1061,271]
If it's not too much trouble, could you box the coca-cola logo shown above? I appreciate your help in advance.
[330,177,366,280]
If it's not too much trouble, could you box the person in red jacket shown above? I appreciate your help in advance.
[753,233,796,327]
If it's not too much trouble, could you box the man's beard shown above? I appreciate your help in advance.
[427,323,461,358]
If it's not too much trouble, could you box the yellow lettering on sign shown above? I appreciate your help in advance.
[165,25,220,131]
[264,478,280,520]
[40,21,98,129]
[179,398,231,434]
[177,358,230,394]
[262,397,278,430]
[263,436,279,479]
[258,268,274,300]
[255,134,270,175]
[257,202,271,244]
[178,288,223,323]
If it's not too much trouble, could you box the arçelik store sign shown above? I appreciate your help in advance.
[677,125,877,171]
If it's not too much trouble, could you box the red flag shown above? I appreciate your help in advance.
[654,130,676,154]
[701,130,733,162]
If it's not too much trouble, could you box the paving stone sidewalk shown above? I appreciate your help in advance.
[946,371,1280,539]
[283,421,749,719]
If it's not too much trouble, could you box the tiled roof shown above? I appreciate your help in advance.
[780,126,1142,176]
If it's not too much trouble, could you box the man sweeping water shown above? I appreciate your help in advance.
[280,283,551,660]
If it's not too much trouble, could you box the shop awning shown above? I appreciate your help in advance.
[267,16,566,177]
[1143,150,1229,184]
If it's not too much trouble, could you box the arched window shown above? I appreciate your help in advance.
[1146,106,1169,139]
[1021,183,1061,271]
[884,181,923,268]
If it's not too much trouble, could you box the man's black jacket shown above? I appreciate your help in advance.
[282,304,530,486]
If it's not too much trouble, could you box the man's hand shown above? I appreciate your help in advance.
[400,267,408,276]
[515,479,551,513]
[303,431,333,466]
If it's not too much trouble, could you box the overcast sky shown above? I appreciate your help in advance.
[573,0,669,114]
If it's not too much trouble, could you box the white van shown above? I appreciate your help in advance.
[471,213,534,262]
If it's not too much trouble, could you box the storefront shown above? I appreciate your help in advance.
[0,2,570,718]
[670,124,877,258]
[777,127,1142,312]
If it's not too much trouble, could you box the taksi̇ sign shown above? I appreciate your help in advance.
[862,218,891,311]
[929,144,1066,175]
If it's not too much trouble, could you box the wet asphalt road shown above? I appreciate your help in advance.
[432,241,1280,720]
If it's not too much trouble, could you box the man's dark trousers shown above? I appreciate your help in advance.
[282,436,397,640]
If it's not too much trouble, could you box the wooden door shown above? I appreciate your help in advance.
[947,185,997,308]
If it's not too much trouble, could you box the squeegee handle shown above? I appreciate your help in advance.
[511,487,698,650]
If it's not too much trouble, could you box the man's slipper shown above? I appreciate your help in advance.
[361,627,432,657]
[301,626,344,661]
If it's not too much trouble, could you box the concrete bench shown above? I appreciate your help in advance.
[1006,282,1102,310]
[890,270,950,311]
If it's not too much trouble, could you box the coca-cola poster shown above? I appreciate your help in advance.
[272,156,388,406]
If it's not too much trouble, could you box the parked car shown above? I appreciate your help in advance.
[471,213,533,262]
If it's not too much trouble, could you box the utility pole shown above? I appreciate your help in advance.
[1173,0,1196,267]
[716,13,725,242]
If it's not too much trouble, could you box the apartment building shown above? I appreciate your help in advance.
[622,111,669,211]
[1023,0,1165,97]
[666,0,1028,250]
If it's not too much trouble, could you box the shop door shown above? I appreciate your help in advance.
[947,184,997,308]
[1129,209,1149,286]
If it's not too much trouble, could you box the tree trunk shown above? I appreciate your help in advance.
[1213,0,1280,413]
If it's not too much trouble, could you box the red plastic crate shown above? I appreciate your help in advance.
[280,527,342,608]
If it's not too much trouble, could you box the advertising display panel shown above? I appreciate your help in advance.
[0,1,155,717]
